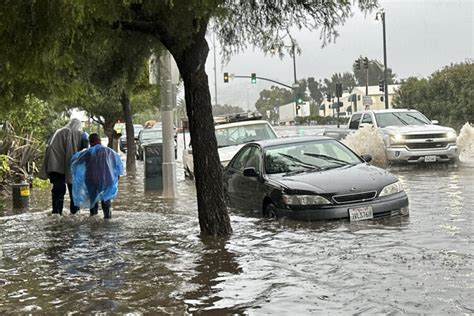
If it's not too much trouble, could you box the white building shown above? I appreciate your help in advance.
[319,84,400,117]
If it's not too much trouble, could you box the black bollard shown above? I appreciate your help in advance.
[12,182,30,210]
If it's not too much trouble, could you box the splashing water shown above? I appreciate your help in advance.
[342,127,388,167]
[457,122,474,164]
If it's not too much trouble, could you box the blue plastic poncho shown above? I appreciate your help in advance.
[71,144,124,209]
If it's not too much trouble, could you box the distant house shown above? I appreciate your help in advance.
[319,84,400,117]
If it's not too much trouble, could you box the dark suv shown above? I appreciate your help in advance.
[119,124,143,153]
[136,128,177,160]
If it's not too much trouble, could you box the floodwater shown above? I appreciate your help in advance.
[1,126,473,315]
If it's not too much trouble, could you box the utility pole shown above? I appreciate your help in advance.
[378,10,389,109]
[160,51,177,198]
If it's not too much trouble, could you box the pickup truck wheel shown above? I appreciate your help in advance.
[263,202,278,219]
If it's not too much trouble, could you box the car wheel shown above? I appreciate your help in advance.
[263,202,278,219]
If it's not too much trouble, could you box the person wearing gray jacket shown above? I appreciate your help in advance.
[39,118,88,215]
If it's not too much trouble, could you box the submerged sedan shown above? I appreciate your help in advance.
[223,136,409,221]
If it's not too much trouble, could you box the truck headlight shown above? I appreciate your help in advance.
[447,130,457,139]
[390,134,404,143]
[379,181,404,197]
[283,194,331,206]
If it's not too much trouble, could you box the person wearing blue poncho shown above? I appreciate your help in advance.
[71,133,124,219]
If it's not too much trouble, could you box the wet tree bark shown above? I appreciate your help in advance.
[172,37,232,236]
[120,91,137,173]
[104,126,120,151]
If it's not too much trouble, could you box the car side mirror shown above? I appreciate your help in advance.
[243,167,259,177]
[361,154,373,163]
[431,120,439,125]
[187,148,193,155]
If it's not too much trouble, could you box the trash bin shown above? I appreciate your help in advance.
[12,182,30,210]
[143,142,163,191]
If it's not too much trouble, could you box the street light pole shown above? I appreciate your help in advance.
[379,10,389,109]
[292,43,297,84]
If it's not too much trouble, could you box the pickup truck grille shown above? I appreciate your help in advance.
[404,133,446,139]
[406,142,449,149]
[332,191,377,204]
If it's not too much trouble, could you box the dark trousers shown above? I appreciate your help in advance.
[49,172,79,215]
[90,200,112,219]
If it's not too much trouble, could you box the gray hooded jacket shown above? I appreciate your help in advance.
[39,119,84,183]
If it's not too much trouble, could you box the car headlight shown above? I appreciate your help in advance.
[447,130,457,139]
[379,181,404,197]
[283,194,331,206]
[390,134,404,143]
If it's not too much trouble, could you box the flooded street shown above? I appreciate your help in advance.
[1,127,473,314]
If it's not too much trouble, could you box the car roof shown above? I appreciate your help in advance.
[215,120,272,130]
[140,128,162,133]
[246,136,335,148]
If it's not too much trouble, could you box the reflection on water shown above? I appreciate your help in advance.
[0,129,473,314]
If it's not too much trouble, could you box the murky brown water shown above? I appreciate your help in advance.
[1,126,473,314]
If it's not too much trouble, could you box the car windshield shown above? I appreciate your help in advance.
[375,112,431,127]
[140,130,162,141]
[215,123,277,148]
[264,139,361,174]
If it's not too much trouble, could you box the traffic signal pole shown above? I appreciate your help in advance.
[381,11,389,109]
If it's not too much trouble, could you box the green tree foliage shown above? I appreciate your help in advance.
[255,86,294,121]
[307,77,324,105]
[324,72,356,95]
[393,62,474,130]
[352,57,396,86]
[4,96,65,142]
[212,104,245,116]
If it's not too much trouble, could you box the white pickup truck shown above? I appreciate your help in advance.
[323,109,458,163]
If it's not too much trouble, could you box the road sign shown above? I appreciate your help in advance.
[363,96,373,107]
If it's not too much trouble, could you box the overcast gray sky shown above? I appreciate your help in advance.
[206,0,473,110]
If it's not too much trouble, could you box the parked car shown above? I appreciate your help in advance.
[323,109,458,163]
[136,128,177,160]
[223,136,409,221]
[183,116,278,178]
[119,124,144,153]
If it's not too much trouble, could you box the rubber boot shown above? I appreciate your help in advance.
[90,203,99,216]
[51,192,63,215]
[102,201,112,219]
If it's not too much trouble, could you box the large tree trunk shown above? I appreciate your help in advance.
[173,38,232,236]
[120,91,137,173]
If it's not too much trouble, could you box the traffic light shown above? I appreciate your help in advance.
[379,80,385,92]
[355,59,361,70]
[326,93,332,102]
[335,83,343,97]
[223,72,229,83]
[297,95,304,104]
[363,57,369,69]
[251,73,257,84]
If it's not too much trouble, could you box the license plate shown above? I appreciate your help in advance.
[425,155,436,162]
[349,206,373,221]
